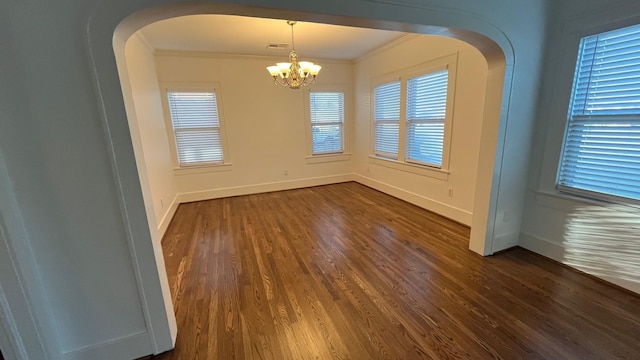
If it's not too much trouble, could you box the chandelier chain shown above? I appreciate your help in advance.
[290,22,295,50]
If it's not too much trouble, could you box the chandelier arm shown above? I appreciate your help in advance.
[273,77,285,87]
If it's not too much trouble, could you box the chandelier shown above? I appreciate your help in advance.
[266,21,321,89]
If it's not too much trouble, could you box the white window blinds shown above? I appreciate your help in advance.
[167,91,223,166]
[406,70,448,167]
[310,92,344,154]
[558,23,640,201]
[374,81,401,158]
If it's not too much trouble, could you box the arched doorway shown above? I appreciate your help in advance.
[87,0,514,354]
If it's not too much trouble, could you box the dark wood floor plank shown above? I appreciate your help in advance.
[491,252,640,354]
[152,182,640,360]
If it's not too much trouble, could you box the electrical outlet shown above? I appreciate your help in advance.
[284,169,288,176]
[447,187,454,197]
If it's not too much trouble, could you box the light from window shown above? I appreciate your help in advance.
[558,23,640,202]
[406,70,448,167]
[167,91,223,166]
[309,92,344,154]
[373,81,401,158]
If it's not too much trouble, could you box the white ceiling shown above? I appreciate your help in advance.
[138,15,408,60]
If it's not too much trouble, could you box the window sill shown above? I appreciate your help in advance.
[369,156,449,180]
[173,163,233,176]
[306,153,351,164]
[535,189,640,212]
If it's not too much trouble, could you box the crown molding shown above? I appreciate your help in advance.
[153,49,354,65]
[355,34,421,63]
[133,32,156,55]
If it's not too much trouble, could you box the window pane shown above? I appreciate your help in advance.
[168,91,223,166]
[406,122,445,165]
[406,70,448,167]
[374,82,401,157]
[312,124,343,154]
[168,92,220,128]
[310,92,343,124]
[559,23,640,201]
[374,82,401,121]
[375,122,399,156]
[570,25,640,117]
[558,116,640,200]
[174,129,223,165]
[309,92,344,154]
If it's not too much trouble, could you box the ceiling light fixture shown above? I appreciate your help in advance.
[267,21,321,90]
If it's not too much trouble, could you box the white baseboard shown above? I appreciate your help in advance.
[157,194,179,237]
[519,232,640,295]
[177,174,355,203]
[174,174,472,228]
[64,331,151,360]
[353,174,472,226]
[518,232,565,262]
[492,232,520,254]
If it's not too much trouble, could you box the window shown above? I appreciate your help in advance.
[558,23,640,202]
[309,92,344,154]
[372,54,456,171]
[164,86,228,168]
[406,70,449,166]
[373,81,401,159]
[304,85,350,163]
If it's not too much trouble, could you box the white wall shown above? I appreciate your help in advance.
[119,35,180,352]
[0,1,154,357]
[136,35,485,226]
[0,150,53,359]
[353,35,487,225]
[123,36,179,239]
[521,0,640,294]
[154,51,354,201]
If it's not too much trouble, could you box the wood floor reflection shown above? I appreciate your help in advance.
[153,182,640,359]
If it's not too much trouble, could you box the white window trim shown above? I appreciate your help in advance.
[535,189,640,214]
[368,155,450,180]
[303,84,351,164]
[173,163,233,176]
[370,53,458,174]
[160,82,232,173]
[305,153,351,164]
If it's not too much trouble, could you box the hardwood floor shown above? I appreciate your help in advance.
[153,182,640,359]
